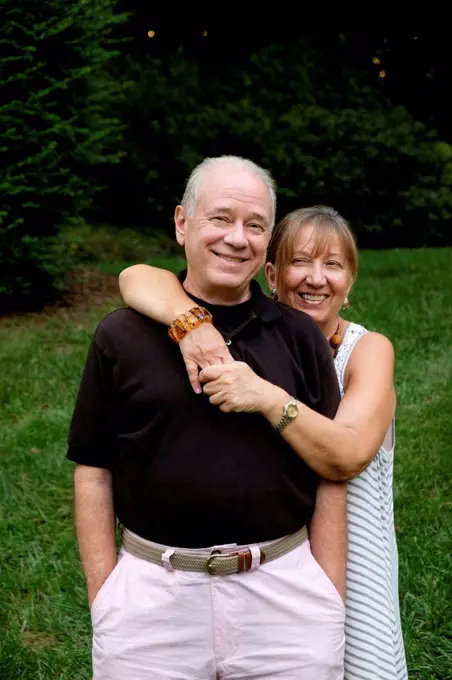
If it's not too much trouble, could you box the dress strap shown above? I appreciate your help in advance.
[334,322,368,392]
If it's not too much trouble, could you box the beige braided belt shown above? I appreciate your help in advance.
[122,525,308,576]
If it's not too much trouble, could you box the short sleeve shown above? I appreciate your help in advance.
[66,334,117,469]
[316,350,341,419]
[307,320,341,419]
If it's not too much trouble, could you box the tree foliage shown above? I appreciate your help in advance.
[0,0,128,308]
[104,38,452,247]
[2,24,451,310]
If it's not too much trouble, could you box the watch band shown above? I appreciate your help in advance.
[275,397,299,433]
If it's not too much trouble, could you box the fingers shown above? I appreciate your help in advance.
[198,346,234,366]
[208,392,225,407]
[199,364,225,384]
[202,383,234,411]
[183,350,233,394]
[179,324,235,369]
[185,359,202,394]
[194,350,230,369]
[202,379,221,396]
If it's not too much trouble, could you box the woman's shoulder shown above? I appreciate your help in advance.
[346,324,395,370]
[338,323,395,393]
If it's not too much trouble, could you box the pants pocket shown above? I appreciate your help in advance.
[308,549,346,614]
[90,549,127,620]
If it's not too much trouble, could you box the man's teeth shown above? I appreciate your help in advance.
[216,254,245,263]
[300,293,328,301]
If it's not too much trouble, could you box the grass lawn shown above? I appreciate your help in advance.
[1,248,451,679]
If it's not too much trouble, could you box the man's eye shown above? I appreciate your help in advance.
[249,224,265,232]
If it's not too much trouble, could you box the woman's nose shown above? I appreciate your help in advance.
[306,263,326,287]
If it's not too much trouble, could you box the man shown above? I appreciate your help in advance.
[68,156,345,679]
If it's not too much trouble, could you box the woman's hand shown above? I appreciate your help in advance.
[179,324,234,393]
[200,362,283,414]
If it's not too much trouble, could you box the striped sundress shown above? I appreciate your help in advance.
[334,322,408,680]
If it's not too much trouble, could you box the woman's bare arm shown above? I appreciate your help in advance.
[119,265,395,480]
[258,332,395,479]
[199,332,395,480]
[119,265,195,323]
[119,264,233,392]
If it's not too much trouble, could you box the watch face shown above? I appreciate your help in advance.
[287,403,298,418]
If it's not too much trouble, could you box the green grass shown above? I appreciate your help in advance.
[1,248,451,678]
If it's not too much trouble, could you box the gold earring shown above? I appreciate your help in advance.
[341,296,350,310]
[271,288,278,300]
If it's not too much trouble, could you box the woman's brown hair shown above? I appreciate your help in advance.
[267,205,358,292]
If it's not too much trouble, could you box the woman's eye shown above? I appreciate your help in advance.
[293,258,310,264]
[326,261,341,267]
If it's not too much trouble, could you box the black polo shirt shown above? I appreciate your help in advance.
[67,278,340,548]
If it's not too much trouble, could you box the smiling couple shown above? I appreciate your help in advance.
[68,156,407,679]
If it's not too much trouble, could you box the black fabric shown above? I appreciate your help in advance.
[67,279,340,548]
[176,271,279,338]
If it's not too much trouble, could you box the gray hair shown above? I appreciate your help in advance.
[181,155,277,229]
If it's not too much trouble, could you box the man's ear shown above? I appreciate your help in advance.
[265,262,277,292]
[175,205,186,246]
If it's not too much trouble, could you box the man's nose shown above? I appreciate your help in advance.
[223,223,247,248]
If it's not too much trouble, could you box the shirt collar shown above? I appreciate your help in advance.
[177,270,281,324]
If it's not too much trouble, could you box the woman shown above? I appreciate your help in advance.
[119,205,407,680]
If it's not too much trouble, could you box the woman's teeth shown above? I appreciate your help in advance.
[299,293,328,302]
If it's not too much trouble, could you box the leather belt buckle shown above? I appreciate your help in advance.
[205,549,252,575]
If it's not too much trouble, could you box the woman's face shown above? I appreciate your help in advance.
[266,223,353,330]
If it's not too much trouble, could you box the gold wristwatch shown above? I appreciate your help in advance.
[275,397,299,433]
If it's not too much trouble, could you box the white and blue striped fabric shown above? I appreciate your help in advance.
[334,323,408,680]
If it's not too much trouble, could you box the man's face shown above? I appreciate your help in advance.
[175,166,273,304]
